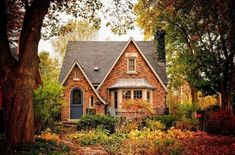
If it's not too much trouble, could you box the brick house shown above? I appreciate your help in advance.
[59,38,167,120]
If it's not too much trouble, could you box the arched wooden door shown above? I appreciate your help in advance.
[70,88,83,119]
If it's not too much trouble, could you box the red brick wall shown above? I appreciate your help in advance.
[61,66,105,121]
[98,41,167,114]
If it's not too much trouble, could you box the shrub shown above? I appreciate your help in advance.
[76,115,118,133]
[0,137,69,154]
[145,119,166,131]
[122,100,154,115]
[203,110,235,135]
[175,118,199,131]
[146,115,177,128]
[100,133,127,154]
[116,121,139,133]
[33,80,63,134]
[177,103,198,119]
[71,128,109,146]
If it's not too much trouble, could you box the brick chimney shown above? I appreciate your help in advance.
[154,27,166,62]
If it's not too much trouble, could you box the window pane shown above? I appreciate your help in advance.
[114,91,118,109]
[90,96,94,107]
[122,90,131,100]
[73,90,81,104]
[128,58,135,71]
[134,90,142,99]
[147,91,150,103]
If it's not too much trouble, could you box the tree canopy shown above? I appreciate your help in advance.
[52,20,98,57]
[134,0,235,109]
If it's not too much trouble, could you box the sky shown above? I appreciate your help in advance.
[38,23,145,56]
[38,0,145,56]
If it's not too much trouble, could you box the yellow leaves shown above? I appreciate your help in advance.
[36,129,61,143]
[198,93,217,110]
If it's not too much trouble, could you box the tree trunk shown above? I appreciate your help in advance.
[190,86,198,104]
[2,0,50,146]
[220,83,233,114]
[5,71,36,145]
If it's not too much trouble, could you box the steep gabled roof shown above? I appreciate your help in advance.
[59,40,167,86]
[61,61,106,104]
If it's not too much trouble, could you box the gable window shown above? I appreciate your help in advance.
[127,58,136,73]
[122,90,131,100]
[134,90,142,99]
[73,69,79,81]
[89,96,94,108]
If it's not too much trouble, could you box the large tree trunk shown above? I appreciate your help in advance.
[2,0,50,146]
[0,0,17,138]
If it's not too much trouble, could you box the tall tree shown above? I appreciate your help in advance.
[39,51,59,80]
[0,0,104,146]
[0,0,134,146]
[134,0,235,110]
[52,20,98,57]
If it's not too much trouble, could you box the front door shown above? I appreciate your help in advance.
[70,88,83,119]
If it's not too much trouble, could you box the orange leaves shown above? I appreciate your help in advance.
[36,129,61,143]
[122,99,154,115]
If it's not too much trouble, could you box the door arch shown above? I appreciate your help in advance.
[70,88,83,119]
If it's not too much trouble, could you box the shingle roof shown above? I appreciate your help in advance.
[59,41,167,85]
[108,78,155,89]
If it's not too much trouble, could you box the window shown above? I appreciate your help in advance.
[128,58,136,72]
[74,70,78,78]
[90,96,94,107]
[122,90,131,100]
[114,91,118,109]
[147,91,150,103]
[73,69,79,81]
[73,89,82,104]
[134,90,142,99]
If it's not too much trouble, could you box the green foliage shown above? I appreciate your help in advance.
[146,115,177,128]
[145,119,166,131]
[71,128,109,146]
[173,103,199,130]
[39,51,60,81]
[76,115,119,133]
[177,103,198,119]
[33,80,63,133]
[134,0,235,105]
[0,138,69,155]
[70,129,126,154]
